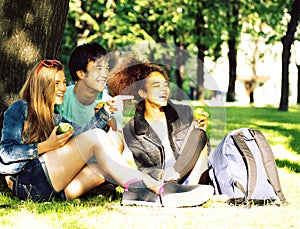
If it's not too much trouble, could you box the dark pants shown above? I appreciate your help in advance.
[12,159,65,202]
[174,128,208,183]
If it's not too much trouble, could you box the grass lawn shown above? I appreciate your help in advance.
[0,105,299,229]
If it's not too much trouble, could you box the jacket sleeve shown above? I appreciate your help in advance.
[68,106,111,138]
[0,101,38,164]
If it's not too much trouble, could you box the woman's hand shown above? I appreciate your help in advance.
[107,116,117,131]
[194,111,209,131]
[37,126,74,154]
[161,167,180,182]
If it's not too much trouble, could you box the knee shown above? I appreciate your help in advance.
[82,128,108,143]
[192,128,207,142]
[88,128,106,136]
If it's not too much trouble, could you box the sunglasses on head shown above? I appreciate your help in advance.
[36,60,61,76]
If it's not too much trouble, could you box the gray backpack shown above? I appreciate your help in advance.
[208,128,287,206]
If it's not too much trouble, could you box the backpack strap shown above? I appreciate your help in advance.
[232,131,257,204]
[250,129,287,205]
[208,164,222,195]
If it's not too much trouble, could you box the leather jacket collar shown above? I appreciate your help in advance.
[133,101,179,136]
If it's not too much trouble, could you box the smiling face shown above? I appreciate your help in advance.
[141,71,170,108]
[83,57,109,92]
[54,70,67,105]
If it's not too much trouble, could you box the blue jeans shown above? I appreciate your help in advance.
[12,159,65,202]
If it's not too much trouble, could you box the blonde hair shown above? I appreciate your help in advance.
[20,60,64,143]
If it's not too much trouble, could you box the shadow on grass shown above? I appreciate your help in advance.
[276,158,300,173]
[226,106,300,155]
[0,182,122,210]
[258,124,300,155]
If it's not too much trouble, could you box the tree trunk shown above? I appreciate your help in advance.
[279,0,300,111]
[227,37,238,102]
[279,42,291,111]
[195,1,205,100]
[226,2,240,102]
[173,35,186,101]
[297,64,300,104]
[0,0,69,137]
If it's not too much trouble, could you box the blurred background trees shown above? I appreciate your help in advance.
[62,0,299,107]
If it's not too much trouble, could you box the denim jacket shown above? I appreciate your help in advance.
[123,100,194,180]
[0,99,110,174]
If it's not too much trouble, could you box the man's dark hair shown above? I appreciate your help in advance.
[69,42,107,82]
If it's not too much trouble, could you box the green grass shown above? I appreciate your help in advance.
[1,105,300,228]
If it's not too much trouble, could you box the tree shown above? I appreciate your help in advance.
[226,1,242,102]
[279,0,300,111]
[194,1,206,100]
[0,0,69,137]
[298,64,300,103]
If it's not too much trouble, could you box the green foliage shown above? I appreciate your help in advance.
[60,0,298,97]
[242,0,298,45]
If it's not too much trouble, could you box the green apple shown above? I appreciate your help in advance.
[97,101,106,107]
[193,107,205,120]
[57,122,73,135]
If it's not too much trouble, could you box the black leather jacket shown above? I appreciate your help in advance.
[123,100,194,180]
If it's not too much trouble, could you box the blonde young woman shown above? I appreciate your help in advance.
[0,60,212,207]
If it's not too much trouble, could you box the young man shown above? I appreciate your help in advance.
[56,43,124,145]
[56,43,109,125]
[55,42,124,197]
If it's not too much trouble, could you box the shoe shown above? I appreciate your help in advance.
[121,189,161,207]
[159,183,214,208]
[121,181,161,207]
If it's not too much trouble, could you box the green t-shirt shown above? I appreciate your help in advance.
[56,85,123,129]
[55,85,103,126]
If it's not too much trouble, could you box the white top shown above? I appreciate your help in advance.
[148,118,176,169]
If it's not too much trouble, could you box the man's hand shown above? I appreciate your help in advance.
[103,95,134,114]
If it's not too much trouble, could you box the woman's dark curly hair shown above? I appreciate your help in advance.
[107,53,169,102]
